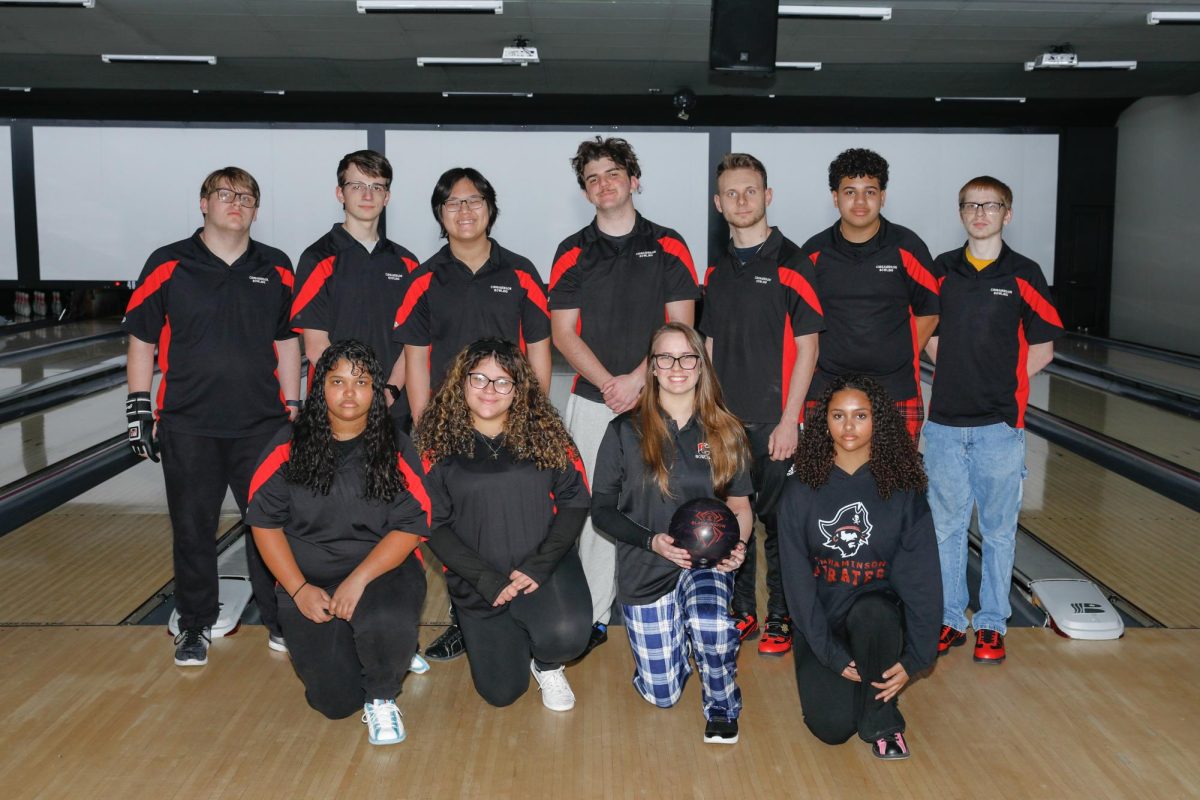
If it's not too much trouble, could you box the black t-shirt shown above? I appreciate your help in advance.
[800,217,941,401]
[929,243,1064,428]
[122,230,296,438]
[291,224,420,371]
[244,424,431,586]
[424,433,590,616]
[699,228,826,424]
[777,467,941,677]
[592,413,754,605]
[548,213,701,403]
[392,240,550,390]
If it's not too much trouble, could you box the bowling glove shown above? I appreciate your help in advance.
[126,391,159,462]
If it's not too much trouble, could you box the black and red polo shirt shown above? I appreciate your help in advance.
[699,228,826,424]
[800,217,941,402]
[245,423,431,586]
[290,224,420,371]
[122,230,295,438]
[929,243,1064,429]
[592,413,753,605]
[424,435,590,617]
[548,213,701,403]
[391,240,549,390]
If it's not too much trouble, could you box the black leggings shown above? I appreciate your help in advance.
[732,421,796,618]
[456,551,591,707]
[793,592,906,743]
[277,558,425,719]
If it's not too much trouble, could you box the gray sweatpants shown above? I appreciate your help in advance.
[565,393,618,625]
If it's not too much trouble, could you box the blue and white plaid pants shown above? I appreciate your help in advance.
[621,568,742,721]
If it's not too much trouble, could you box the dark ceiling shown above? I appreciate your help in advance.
[1,1,1198,123]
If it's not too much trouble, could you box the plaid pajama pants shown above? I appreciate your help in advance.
[621,568,742,721]
[805,393,925,443]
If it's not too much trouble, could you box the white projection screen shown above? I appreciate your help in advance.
[385,130,711,281]
[0,126,16,281]
[731,132,1059,281]
[33,126,367,282]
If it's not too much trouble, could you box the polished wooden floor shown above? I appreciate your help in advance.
[2,622,1198,800]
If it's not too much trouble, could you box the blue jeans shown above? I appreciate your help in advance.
[923,421,1027,635]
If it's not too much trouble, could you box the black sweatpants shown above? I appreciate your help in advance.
[732,421,797,618]
[456,551,591,707]
[158,424,279,633]
[793,592,906,744]
[277,558,426,720]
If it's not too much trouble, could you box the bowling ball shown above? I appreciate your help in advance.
[668,497,738,568]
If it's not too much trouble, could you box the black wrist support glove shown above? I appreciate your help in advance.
[126,391,159,462]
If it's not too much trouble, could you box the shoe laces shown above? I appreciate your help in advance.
[536,666,570,693]
[764,616,790,636]
[363,700,401,734]
[979,630,1001,645]
[175,627,209,647]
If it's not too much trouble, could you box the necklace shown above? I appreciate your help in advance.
[478,432,505,460]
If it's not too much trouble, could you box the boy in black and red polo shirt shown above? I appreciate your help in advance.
[800,149,940,441]
[123,166,300,667]
[925,175,1063,665]
[291,150,421,423]
[549,136,701,654]
[700,153,824,655]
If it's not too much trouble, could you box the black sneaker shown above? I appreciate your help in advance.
[703,717,739,745]
[425,624,466,661]
[731,611,758,642]
[174,627,211,667]
[580,622,608,657]
[871,731,910,760]
[758,614,793,656]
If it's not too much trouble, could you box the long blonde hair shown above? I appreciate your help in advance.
[635,322,749,497]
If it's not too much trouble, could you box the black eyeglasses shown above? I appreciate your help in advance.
[652,353,701,370]
[209,188,258,208]
[443,196,486,213]
[959,201,1006,215]
[341,181,389,195]
[467,372,515,394]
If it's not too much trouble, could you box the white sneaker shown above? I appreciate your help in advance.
[267,633,288,653]
[530,661,575,711]
[409,653,430,674]
[362,699,406,745]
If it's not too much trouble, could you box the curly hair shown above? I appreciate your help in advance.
[828,148,889,191]
[415,338,576,471]
[635,323,749,497]
[285,340,405,502]
[793,374,926,499]
[570,136,642,190]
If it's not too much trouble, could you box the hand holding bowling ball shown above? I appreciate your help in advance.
[667,498,740,568]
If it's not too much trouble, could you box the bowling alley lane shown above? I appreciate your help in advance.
[1056,335,1200,400]
[0,319,123,359]
[0,335,127,393]
[0,385,126,486]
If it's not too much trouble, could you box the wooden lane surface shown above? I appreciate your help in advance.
[2,625,1197,800]
[1056,337,1200,398]
[1019,432,1200,627]
[0,459,240,625]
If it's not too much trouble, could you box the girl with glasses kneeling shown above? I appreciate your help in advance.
[417,338,591,711]
[777,374,941,760]
[591,322,753,745]
[246,339,429,747]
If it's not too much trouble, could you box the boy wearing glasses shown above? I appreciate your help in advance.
[291,150,421,424]
[549,136,700,655]
[123,166,301,667]
[701,153,824,655]
[924,176,1063,665]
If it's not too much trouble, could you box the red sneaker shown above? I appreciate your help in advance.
[732,611,758,642]
[973,630,1006,664]
[758,615,793,656]
[937,625,967,656]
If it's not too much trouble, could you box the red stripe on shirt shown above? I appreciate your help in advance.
[1014,325,1030,428]
[397,453,432,527]
[515,269,550,317]
[1015,278,1064,328]
[393,272,433,328]
[275,265,294,290]
[900,249,939,296]
[777,267,824,316]
[402,256,418,274]
[907,311,923,405]
[703,266,716,287]
[658,236,699,286]
[781,314,797,417]
[549,246,582,291]
[808,251,820,267]
[290,255,334,321]
[248,442,291,503]
[568,446,590,492]
[155,317,172,416]
[126,260,178,313]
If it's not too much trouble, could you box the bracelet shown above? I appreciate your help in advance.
[285,399,301,409]
[290,581,308,599]
[385,384,401,401]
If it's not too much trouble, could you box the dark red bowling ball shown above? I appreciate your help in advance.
[668,497,738,568]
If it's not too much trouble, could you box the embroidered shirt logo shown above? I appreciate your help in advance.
[491,285,512,294]
[875,264,898,273]
[819,502,873,558]
[991,287,1012,297]
[384,272,404,281]
[754,275,773,285]
[695,442,711,461]
[249,276,269,285]
[635,250,657,259]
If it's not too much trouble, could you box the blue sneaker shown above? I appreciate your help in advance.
[362,699,406,745]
